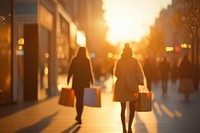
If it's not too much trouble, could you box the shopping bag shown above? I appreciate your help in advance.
[58,88,75,107]
[83,87,101,107]
[135,92,152,112]
[135,84,152,112]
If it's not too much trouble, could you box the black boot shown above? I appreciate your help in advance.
[75,116,82,124]
[128,127,132,133]
[123,126,127,133]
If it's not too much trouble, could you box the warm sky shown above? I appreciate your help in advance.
[102,0,172,45]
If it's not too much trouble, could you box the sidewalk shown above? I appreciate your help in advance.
[0,76,200,133]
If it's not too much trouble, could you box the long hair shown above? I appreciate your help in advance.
[75,47,89,59]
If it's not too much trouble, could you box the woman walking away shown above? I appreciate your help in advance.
[178,54,194,102]
[67,47,94,124]
[158,57,170,97]
[113,43,144,133]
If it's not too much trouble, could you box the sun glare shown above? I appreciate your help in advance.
[103,0,172,45]
[107,16,142,44]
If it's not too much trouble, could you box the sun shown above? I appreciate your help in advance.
[103,0,172,46]
[106,15,143,45]
[107,15,144,44]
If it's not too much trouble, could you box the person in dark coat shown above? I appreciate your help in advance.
[170,59,178,84]
[178,54,194,102]
[158,57,170,97]
[67,47,94,124]
[113,43,144,133]
[143,57,155,91]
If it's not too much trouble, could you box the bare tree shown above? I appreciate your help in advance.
[179,0,200,90]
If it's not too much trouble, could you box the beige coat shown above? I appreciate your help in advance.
[113,57,143,102]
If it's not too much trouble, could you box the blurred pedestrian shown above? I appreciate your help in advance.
[178,54,194,102]
[143,57,155,91]
[158,57,170,97]
[170,59,178,85]
[113,43,144,133]
[67,47,94,124]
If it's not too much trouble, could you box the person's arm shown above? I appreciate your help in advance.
[114,61,120,78]
[88,59,95,85]
[67,59,74,85]
[135,60,144,85]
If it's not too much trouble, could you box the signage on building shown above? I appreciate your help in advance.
[14,0,38,24]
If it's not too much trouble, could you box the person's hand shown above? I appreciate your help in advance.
[90,81,94,86]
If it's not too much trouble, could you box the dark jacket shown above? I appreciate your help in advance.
[158,59,170,80]
[178,57,193,79]
[113,57,143,102]
[67,56,94,89]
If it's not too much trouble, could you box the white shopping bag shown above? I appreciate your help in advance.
[83,87,101,107]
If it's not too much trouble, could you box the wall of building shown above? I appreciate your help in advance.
[0,0,12,104]
[0,0,82,104]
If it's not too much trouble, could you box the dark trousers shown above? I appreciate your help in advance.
[74,88,84,119]
[120,101,136,129]
[161,78,168,96]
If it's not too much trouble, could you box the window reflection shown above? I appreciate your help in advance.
[39,27,49,100]
[57,15,70,91]
[0,0,11,104]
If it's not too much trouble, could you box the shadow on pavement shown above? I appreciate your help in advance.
[151,82,200,133]
[15,111,58,133]
[135,113,148,132]
[61,122,81,133]
[0,95,57,119]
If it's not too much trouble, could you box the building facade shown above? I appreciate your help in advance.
[0,0,85,104]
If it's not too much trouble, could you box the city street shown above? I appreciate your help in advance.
[0,76,200,133]
[1,1,200,133]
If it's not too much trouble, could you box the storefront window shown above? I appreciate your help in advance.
[39,26,50,100]
[57,15,70,91]
[0,0,12,104]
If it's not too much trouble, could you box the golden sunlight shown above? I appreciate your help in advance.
[103,0,172,45]
[76,30,86,47]
[106,15,142,44]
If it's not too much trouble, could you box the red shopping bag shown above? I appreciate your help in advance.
[83,87,101,107]
[135,73,152,112]
[58,88,75,107]
[135,92,152,112]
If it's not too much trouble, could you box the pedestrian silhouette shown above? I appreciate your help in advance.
[113,43,144,133]
[143,57,155,91]
[158,57,170,97]
[178,54,194,102]
[170,58,178,85]
[67,47,94,124]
